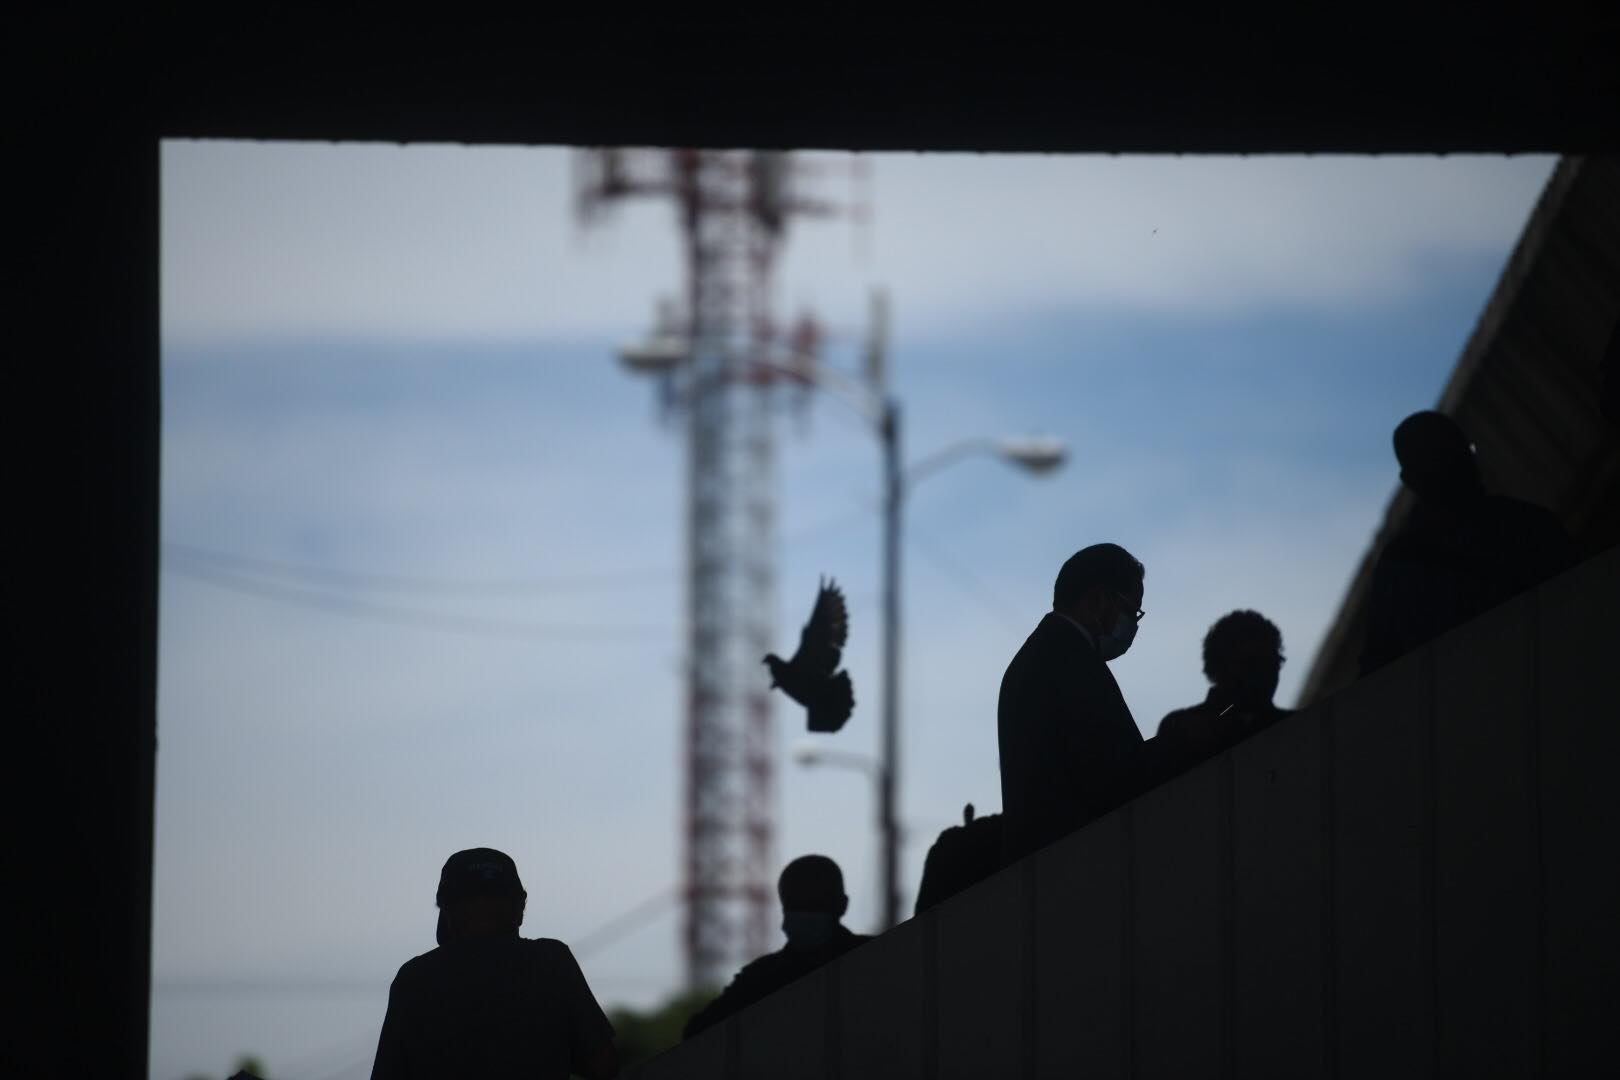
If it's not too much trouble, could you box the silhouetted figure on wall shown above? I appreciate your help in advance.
[914,802,1003,916]
[1359,411,1576,676]
[682,855,870,1039]
[1157,610,1292,778]
[999,543,1148,866]
[371,848,619,1080]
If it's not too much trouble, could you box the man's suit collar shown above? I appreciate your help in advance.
[1043,610,1098,652]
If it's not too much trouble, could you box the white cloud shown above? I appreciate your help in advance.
[162,141,1555,345]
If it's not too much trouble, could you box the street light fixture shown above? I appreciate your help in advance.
[901,434,1067,492]
[997,435,1067,473]
[617,335,686,375]
[791,741,879,774]
[617,298,688,376]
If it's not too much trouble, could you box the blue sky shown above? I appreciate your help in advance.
[154,142,1553,1076]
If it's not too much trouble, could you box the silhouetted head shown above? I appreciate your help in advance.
[763,653,789,687]
[1203,610,1284,710]
[435,847,527,946]
[1053,543,1145,661]
[776,854,848,949]
[778,854,847,916]
[1393,411,1482,504]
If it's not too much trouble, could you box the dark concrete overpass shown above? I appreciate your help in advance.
[13,8,1619,1073]
[633,544,1620,1078]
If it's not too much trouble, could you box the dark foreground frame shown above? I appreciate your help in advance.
[13,8,1618,1074]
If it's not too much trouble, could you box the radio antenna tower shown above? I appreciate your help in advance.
[574,148,855,989]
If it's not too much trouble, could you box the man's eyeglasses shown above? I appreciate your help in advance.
[1114,591,1145,622]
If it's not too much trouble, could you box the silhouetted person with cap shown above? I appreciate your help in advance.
[682,855,870,1039]
[999,543,1148,866]
[1359,411,1576,676]
[371,848,618,1080]
[1157,610,1293,778]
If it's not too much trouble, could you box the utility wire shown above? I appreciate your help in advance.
[161,503,869,599]
[163,505,1021,658]
[162,541,676,595]
[902,529,1028,635]
[839,490,1028,634]
[570,886,682,960]
[164,558,673,642]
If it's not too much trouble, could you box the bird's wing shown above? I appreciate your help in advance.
[807,671,855,733]
[791,577,848,675]
[808,577,849,649]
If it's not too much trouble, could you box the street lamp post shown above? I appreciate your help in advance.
[872,410,1066,930]
[879,396,903,931]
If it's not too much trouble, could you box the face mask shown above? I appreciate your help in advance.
[782,910,839,950]
[1097,612,1138,661]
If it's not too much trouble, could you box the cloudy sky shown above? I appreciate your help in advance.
[154,141,1554,1075]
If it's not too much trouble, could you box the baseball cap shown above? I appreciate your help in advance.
[436,847,525,906]
[435,848,525,946]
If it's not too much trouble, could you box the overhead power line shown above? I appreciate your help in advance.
[840,491,1028,634]
[162,541,675,595]
[160,505,869,600]
[570,886,682,960]
[163,557,674,642]
[902,528,1029,635]
[163,506,1015,645]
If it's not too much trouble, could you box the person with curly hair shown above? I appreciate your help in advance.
[1156,610,1292,778]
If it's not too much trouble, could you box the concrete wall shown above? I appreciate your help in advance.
[630,545,1620,1079]
[14,127,160,1078]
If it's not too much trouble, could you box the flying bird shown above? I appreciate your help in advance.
[764,577,854,733]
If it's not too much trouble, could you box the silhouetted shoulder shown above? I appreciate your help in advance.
[1484,494,1572,540]
[391,936,588,988]
[1155,704,1205,739]
[683,928,870,1039]
[525,936,573,960]
[390,944,441,983]
[731,949,787,984]
[1482,494,1578,578]
[1154,704,1216,773]
[1480,494,1553,529]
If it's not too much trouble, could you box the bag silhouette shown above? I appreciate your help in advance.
[913,803,1004,916]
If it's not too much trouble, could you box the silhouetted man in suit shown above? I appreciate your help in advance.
[683,855,870,1039]
[999,543,1147,865]
[1359,411,1576,676]
[1157,610,1292,778]
[371,848,619,1080]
